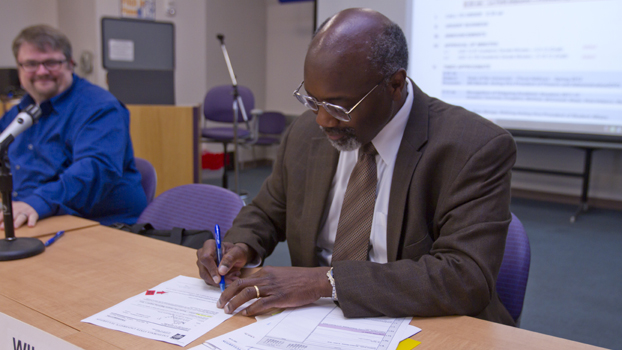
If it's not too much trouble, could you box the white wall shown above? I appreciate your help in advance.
[317,0,409,34]
[57,0,97,82]
[157,0,208,106]
[204,0,267,110]
[264,0,313,115]
[200,0,268,162]
[92,0,118,89]
[0,0,58,66]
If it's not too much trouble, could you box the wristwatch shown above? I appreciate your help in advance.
[326,267,338,301]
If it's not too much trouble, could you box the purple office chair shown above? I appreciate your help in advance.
[254,111,286,146]
[134,157,157,204]
[496,212,531,323]
[137,184,244,232]
[202,85,255,188]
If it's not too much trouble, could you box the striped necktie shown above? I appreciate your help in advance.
[332,142,378,262]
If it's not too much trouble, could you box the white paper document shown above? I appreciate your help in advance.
[108,39,134,61]
[195,299,420,350]
[82,275,232,347]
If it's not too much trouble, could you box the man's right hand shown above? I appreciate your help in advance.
[196,239,256,288]
[0,201,39,229]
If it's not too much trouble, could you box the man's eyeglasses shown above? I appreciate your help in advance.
[293,81,380,122]
[18,59,68,73]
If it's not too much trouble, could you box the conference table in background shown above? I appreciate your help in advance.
[0,217,606,350]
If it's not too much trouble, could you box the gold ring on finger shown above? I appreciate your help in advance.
[254,285,260,299]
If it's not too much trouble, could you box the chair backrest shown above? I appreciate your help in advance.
[137,184,244,233]
[134,157,157,204]
[203,85,255,123]
[258,111,287,135]
[497,212,531,322]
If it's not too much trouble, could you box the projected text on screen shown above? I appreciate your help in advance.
[410,0,622,139]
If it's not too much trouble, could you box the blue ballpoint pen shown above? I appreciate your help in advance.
[214,225,226,292]
[44,230,65,247]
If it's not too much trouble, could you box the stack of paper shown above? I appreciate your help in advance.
[193,298,420,350]
[83,276,420,349]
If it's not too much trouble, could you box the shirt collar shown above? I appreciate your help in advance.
[371,79,414,167]
[18,73,79,116]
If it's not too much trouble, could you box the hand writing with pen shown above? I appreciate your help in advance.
[196,239,332,316]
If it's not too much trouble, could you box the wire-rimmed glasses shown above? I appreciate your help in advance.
[293,81,380,122]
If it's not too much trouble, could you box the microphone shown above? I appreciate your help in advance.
[0,104,42,149]
[216,34,225,44]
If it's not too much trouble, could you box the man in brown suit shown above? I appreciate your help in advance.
[197,8,517,326]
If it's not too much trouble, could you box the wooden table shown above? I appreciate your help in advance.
[0,223,606,349]
[10,215,99,238]
[1,224,254,349]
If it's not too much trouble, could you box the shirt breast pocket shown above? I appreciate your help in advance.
[37,138,72,171]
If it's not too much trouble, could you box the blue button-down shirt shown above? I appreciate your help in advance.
[0,74,147,225]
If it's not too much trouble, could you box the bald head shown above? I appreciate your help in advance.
[301,8,410,149]
[306,8,408,81]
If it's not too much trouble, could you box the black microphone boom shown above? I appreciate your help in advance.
[0,103,45,261]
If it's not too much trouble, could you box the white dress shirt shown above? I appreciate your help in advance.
[317,80,414,265]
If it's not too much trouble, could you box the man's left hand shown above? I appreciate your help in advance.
[0,201,39,229]
[217,266,333,316]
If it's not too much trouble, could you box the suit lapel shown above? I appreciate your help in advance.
[386,81,430,261]
[299,136,339,264]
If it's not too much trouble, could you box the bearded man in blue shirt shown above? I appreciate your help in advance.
[0,25,147,229]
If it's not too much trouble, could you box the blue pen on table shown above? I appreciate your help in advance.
[44,230,65,247]
[214,224,226,292]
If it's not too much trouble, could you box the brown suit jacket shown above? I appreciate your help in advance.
[225,82,517,326]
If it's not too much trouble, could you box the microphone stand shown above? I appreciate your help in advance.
[0,140,45,261]
[216,34,249,196]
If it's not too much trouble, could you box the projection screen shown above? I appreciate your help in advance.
[318,0,622,142]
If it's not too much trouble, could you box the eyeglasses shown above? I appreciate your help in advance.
[18,59,68,73]
[293,81,380,122]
